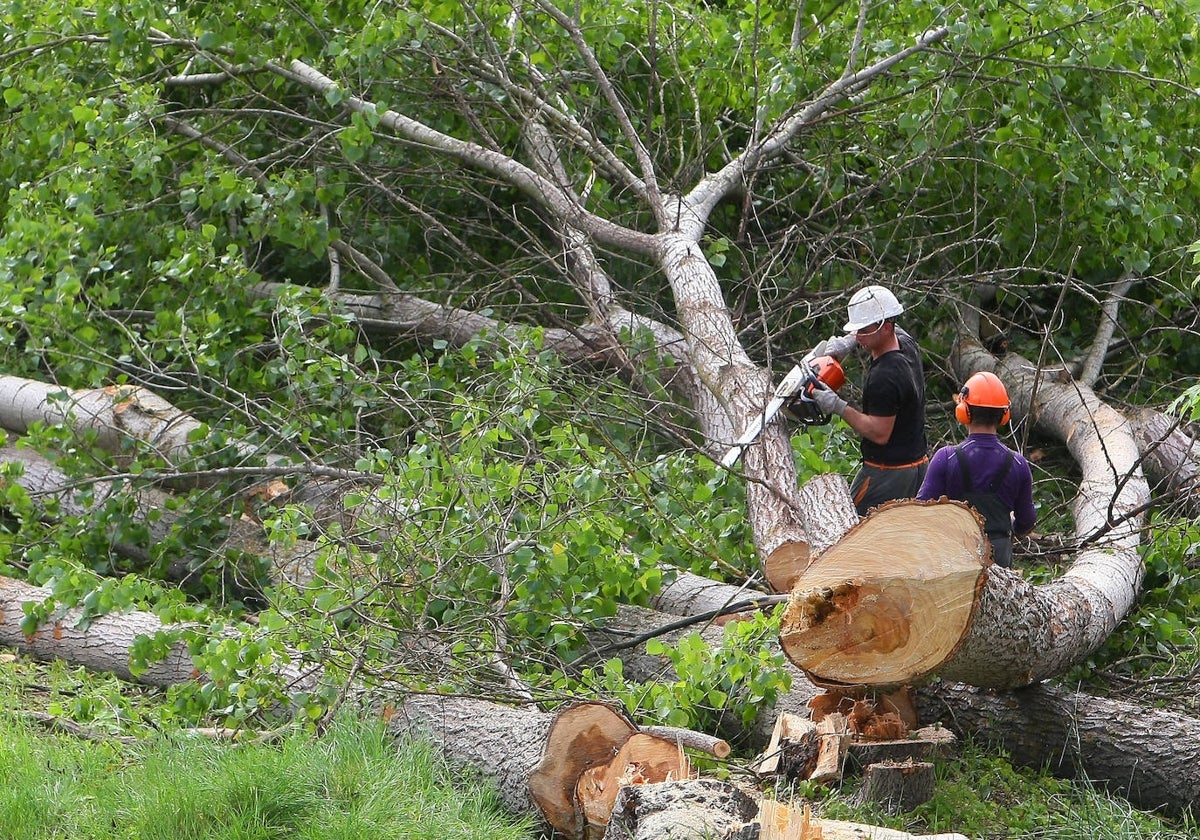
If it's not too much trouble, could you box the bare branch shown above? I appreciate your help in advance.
[282,60,659,255]
[1075,273,1137,387]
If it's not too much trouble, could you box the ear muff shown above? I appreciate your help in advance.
[955,391,972,425]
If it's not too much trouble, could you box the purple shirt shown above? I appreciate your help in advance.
[916,433,1036,535]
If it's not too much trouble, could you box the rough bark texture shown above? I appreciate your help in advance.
[0,576,200,686]
[604,779,759,840]
[652,570,771,618]
[853,761,936,815]
[392,694,555,820]
[916,681,1200,815]
[589,601,1200,817]
[0,376,204,466]
[1126,405,1200,518]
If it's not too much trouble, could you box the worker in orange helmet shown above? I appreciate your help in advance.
[916,371,1036,568]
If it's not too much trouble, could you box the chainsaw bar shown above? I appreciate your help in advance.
[719,364,812,468]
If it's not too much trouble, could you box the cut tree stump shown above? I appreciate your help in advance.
[778,500,989,689]
[604,778,759,840]
[577,733,690,833]
[853,760,936,815]
[847,727,957,770]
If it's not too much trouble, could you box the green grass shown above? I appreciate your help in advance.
[2,654,1195,840]
[0,704,536,840]
[809,740,1197,840]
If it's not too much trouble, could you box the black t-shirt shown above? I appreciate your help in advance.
[859,330,927,465]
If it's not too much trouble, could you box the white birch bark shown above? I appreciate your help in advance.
[0,575,320,693]
[0,376,205,467]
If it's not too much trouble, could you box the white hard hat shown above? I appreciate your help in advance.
[843,285,904,332]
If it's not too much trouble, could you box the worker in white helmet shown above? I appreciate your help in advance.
[809,285,929,516]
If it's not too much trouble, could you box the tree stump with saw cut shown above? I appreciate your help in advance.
[778,500,989,690]
[846,727,957,772]
[853,760,937,815]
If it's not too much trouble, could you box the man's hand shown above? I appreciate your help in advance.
[820,334,858,360]
[810,383,848,417]
[805,334,857,363]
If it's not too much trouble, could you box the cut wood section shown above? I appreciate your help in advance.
[766,474,864,593]
[811,712,851,784]
[753,713,819,778]
[808,688,917,736]
[743,800,971,840]
[754,799,823,839]
[778,500,989,689]
[577,732,690,833]
[765,541,809,593]
[527,702,638,839]
[853,760,936,815]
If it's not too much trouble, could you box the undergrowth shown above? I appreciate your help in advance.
[0,656,534,840]
[2,653,1195,840]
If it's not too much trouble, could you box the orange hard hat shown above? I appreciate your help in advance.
[955,371,1011,425]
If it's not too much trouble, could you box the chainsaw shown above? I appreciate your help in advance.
[719,355,846,468]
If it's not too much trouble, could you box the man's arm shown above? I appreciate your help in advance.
[1013,462,1037,536]
[840,406,896,446]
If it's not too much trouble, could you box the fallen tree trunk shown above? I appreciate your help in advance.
[916,680,1200,816]
[0,575,321,692]
[1125,405,1200,519]
[0,443,322,592]
[0,373,403,548]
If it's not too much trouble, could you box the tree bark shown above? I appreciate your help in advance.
[0,376,206,468]
[853,761,936,815]
[1125,405,1200,520]
[391,694,558,823]
[652,570,772,618]
[0,575,320,692]
[916,680,1200,816]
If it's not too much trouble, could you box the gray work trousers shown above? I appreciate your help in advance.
[850,459,929,518]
